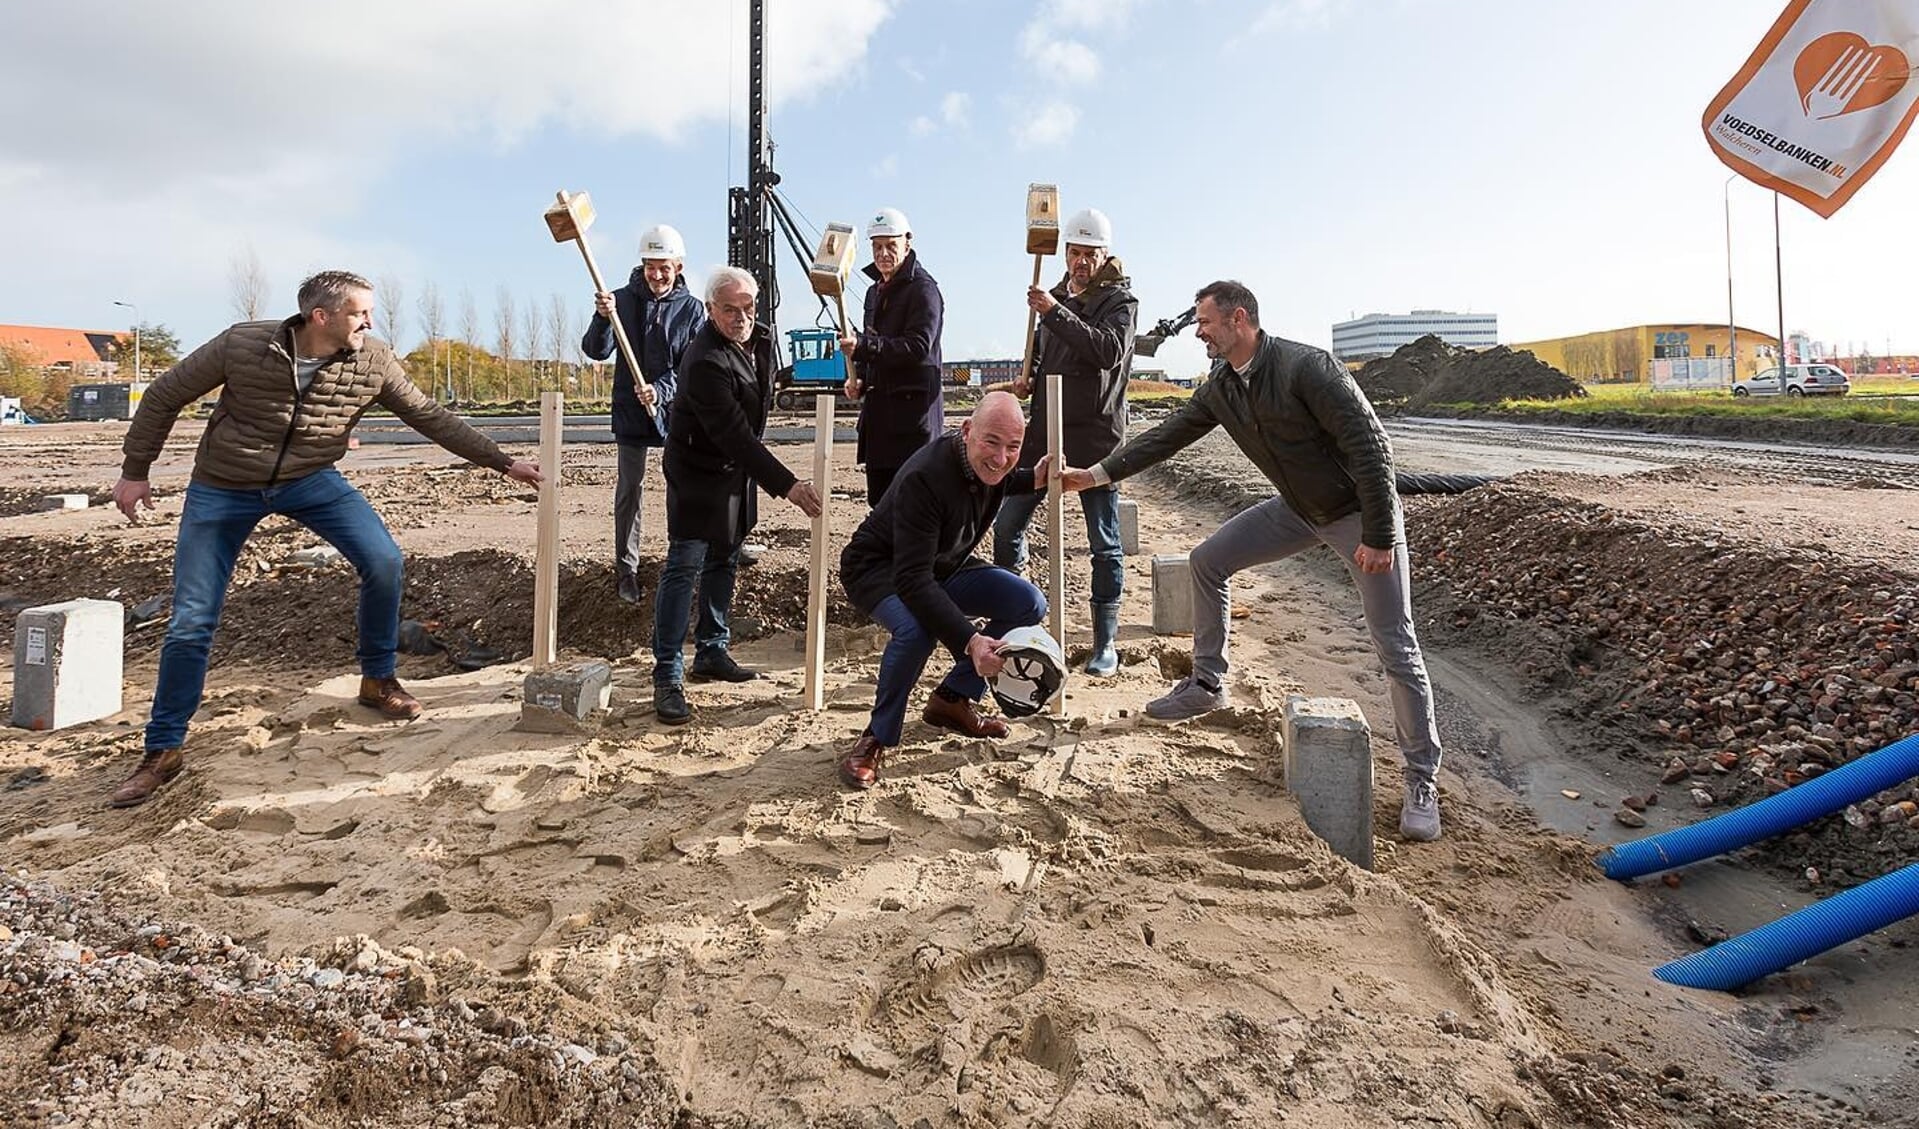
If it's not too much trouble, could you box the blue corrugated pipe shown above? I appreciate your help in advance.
[1654,861,1919,990]
[1598,731,1919,881]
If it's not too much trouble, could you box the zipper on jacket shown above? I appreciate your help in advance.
[265,339,311,489]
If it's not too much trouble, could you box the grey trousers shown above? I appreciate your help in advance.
[1190,495,1442,784]
[613,444,651,575]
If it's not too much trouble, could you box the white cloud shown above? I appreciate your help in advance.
[911,116,939,136]
[1020,23,1101,85]
[1251,0,1354,35]
[941,92,972,128]
[1013,101,1082,149]
[872,154,900,178]
[1043,0,1148,32]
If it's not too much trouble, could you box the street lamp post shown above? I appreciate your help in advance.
[1723,175,1737,382]
[112,300,140,381]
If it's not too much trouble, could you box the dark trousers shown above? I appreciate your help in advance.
[866,566,1046,745]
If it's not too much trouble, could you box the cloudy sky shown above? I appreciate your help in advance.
[4,0,1917,376]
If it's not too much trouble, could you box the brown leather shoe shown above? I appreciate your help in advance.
[358,676,423,720]
[922,692,1008,739]
[838,733,888,790]
[110,748,184,808]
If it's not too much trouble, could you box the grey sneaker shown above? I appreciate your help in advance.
[1145,677,1226,721]
[1400,778,1442,842]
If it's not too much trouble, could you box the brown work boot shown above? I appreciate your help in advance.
[109,748,184,808]
[837,733,888,790]
[922,691,1008,739]
[358,675,423,720]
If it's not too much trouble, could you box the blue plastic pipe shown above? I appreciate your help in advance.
[1598,732,1919,881]
[1654,861,1919,990]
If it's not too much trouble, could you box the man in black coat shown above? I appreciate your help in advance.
[996,206,1138,677]
[838,206,944,506]
[581,223,705,604]
[835,392,1050,789]
[651,267,822,723]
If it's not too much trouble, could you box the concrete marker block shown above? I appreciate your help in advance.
[39,494,89,512]
[12,599,124,731]
[1282,695,1374,870]
[1117,499,1139,555]
[1151,553,1192,635]
[518,661,613,733]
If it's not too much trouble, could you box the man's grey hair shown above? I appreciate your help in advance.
[297,270,373,316]
[1195,280,1260,327]
[705,266,759,303]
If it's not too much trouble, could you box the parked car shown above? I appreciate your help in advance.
[1731,363,1851,397]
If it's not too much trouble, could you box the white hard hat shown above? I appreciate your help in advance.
[638,224,686,261]
[1063,208,1112,249]
[867,207,912,240]
[990,625,1065,719]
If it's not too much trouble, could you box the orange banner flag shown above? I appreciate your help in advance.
[1704,0,1919,217]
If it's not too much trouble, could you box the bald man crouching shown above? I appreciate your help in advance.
[836,392,1051,788]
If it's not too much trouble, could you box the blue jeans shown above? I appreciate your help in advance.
[148,468,403,752]
[651,536,740,685]
[868,566,1047,746]
[992,485,1123,611]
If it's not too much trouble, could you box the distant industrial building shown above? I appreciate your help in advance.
[0,324,122,378]
[943,358,1021,387]
[1331,310,1497,361]
[1511,323,1780,384]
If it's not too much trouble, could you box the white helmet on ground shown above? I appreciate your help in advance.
[990,625,1066,719]
[639,224,686,261]
[1062,208,1112,249]
[867,207,912,240]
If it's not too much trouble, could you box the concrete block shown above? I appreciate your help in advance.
[12,599,123,731]
[518,661,613,732]
[1117,499,1139,555]
[1282,696,1374,870]
[40,494,89,512]
[288,546,344,569]
[1151,553,1192,635]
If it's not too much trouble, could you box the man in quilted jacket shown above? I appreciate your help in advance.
[107,270,542,808]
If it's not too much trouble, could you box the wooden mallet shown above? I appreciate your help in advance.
[542,190,665,436]
[1017,183,1061,395]
[799,223,857,710]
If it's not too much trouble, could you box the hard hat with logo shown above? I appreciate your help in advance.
[638,224,686,261]
[990,625,1066,719]
[867,207,912,240]
[1062,208,1112,249]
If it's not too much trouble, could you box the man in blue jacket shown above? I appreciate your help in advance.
[839,206,944,506]
[582,224,705,604]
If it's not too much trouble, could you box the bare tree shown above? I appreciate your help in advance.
[521,296,544,393]
[228,244,271,320]
[417,280,445,398]
[494,286,517,402]
[376,274,406,351]
[547,293,573,395]
[459,287,479,401]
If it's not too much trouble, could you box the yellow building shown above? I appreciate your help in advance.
[1511,323,1780,383]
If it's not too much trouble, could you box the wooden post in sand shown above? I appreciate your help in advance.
[532,391,562,668]
[1045,372,1067,717]
[1018,184,1060,392]
[802,223,857,709]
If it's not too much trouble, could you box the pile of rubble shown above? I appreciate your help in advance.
[1355,335,1586,412]
[1408,485,1919,887]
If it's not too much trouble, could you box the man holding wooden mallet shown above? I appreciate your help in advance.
[107,270,542,807]
[581,223,705,605]
[996,206,1138,677]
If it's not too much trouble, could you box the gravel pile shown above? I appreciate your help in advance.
[0,872,695,1128]
[1409,485,1919,886]
[1355,335,1586,412]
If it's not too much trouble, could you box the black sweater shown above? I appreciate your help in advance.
[840,432,1039,656]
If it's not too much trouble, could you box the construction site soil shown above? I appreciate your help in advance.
[2,419,1916,1127]
[1354,335,1587,413]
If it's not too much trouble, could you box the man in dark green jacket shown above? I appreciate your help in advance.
[1060,280,1444,842]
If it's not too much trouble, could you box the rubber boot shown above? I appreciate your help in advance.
[1085,602,1119,676]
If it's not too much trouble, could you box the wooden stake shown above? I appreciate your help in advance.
[1045,373,1067,717]
[532,390,563,668]
[804,393,835,710]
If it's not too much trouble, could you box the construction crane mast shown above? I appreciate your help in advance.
[727,0,780,336]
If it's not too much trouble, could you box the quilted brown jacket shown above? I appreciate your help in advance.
[121,317,511,489]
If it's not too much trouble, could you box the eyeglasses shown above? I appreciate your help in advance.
[716,301,757,318]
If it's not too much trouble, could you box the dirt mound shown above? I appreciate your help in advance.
[1356,336,1585,412]
[1405,481,1919,888]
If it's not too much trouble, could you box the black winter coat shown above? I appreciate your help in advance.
[581,270,704,447]
[1100,332,1400,549]
[852,250,944,469]
[840,433,1040,658]
[663,321,798,546]
[1021,257,1138,468]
